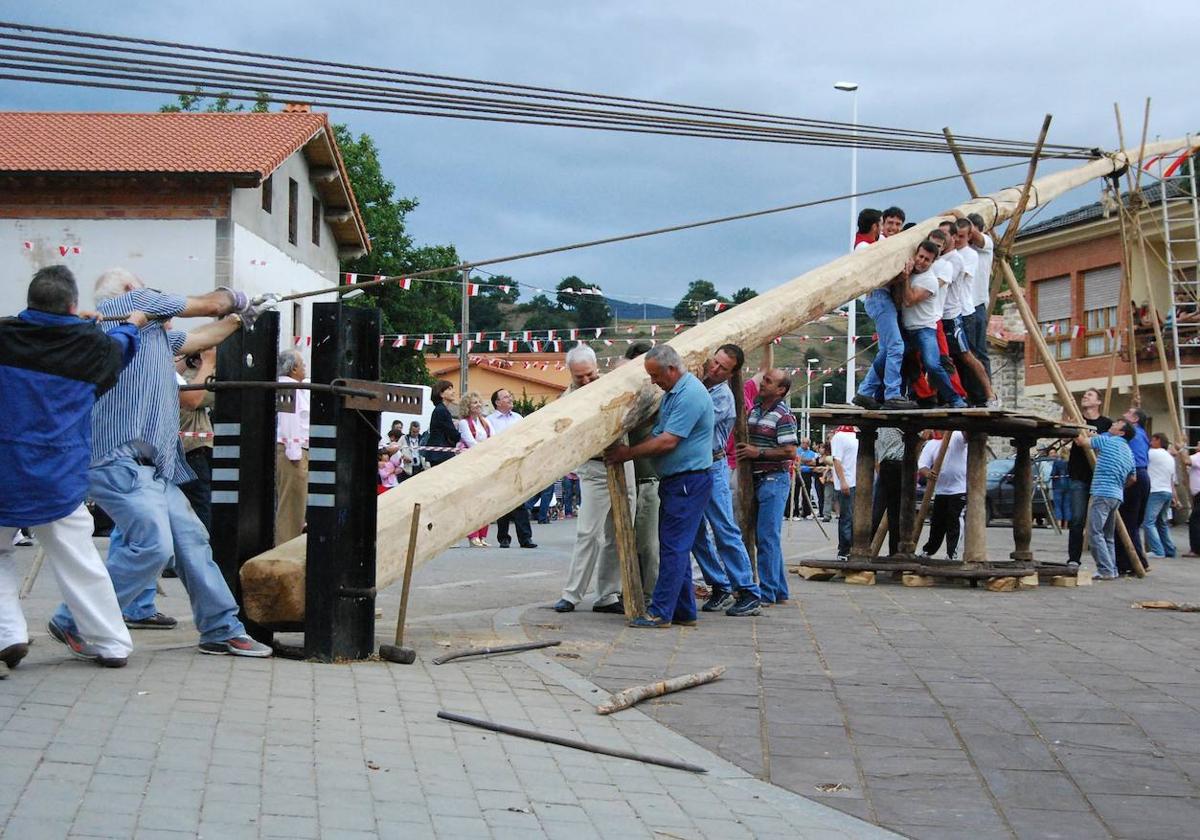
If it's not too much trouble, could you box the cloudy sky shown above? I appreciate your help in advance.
[3,2,1197,309]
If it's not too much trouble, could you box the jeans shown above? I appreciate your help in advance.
[924,493,967,559]
[53,457,245,644]
[1090,495,1122,577]
[1067,478,1090,564]
[903,327,967,406]
[691,460,760,596]
[1052,485,1072,523]
[526,485,555,523]
[754,472,791,603]
[650,470,713,624]
[1143,490,1177,557]
[837,487,856,556]
[970,303,992,377]
[858,289,905,401]
[180,447,212,534]
[1116,467,1150,574]
[1191,492,1200,555]
[871,460,903,557]
[562,475,579,516]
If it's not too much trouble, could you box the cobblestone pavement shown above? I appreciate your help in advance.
[0,522,896,840]
[523,520,1200,840]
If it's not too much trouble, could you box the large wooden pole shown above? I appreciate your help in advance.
[963,431,991,564]
[729,365,757,575]
[908,433,951,552]
[851,427,877,557]
[241,134,1189,623]
[1010,437,1035,562]
[606,464,645,620]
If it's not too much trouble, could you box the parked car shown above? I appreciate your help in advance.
[985,457,1056,526]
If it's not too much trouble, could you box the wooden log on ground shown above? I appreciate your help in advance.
[843,570,876,586]
[240,136,1192,624]
[595,665,726,715]
[1132,600,1200,612]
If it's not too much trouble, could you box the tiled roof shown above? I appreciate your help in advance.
[1019,179,1190,238]
[0,111,327,177]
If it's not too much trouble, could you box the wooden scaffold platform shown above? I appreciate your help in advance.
[799,406,1089,591]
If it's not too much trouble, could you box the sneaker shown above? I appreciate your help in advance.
[628,615,672,628]
[883,397,919,410]
[11,531,33,547]
[836,554,849,562]
[519,542,538,549]
[851,393,882,410]
[47,619,99,662]
[1,642,29,669]
[673,618,698,627]
[469,537,483,547]
[949,399,969,409]
[701,589,735,612]
[198,635,273,658]
[592,599,624,614]
[96,655,128,668]
[124,612,178,630]
[726,593,762,617]
[497,539,511,548]
[985,396,1002,409]
[553,598,575,613]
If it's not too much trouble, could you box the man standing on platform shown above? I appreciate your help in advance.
[690,344,762,617]
[736,369,798,605]
[918,431,968,560]
[607,345,714,628]
[1066,388,1110,570]
[489,388,537,549]
[555,347,631,613]
[966,213,995,378]
[275,348,309,546]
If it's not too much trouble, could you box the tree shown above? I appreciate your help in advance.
[481,274,519,304]
[160,87,269,113]
[556,276,610,328]
[520,294,574,333]
[673,279,729,321]
[732,287,759,305]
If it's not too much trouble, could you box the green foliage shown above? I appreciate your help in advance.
[159,88,269,113]
[519,293,574,332]
[673,279,729,320]
[731,287,759,305]
[512,389,548,416]
[556,276,611,327]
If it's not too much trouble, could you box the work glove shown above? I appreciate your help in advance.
[242,293,282,328]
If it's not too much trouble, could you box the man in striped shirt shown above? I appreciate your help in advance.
[48,269,273,659]
[736,369,798,604]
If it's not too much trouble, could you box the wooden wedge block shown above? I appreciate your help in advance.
[843,570,876,586]
[796,566,839,581]
[901,573,936,587]
[1017,573,1039,590]
[1076,568,1092,586]
[1050,574,1078,587]
[984,576,1018,592]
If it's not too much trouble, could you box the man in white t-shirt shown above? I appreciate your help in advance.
[931,220,999,407]
[917,431,967,559]
[966,213,995,377]
[900,240,968,409]
[1143,433,1179,557]
[830,427,859,560]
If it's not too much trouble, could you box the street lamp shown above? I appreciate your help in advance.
[835,81,859,402]
[821,382,834,442]
[804,357,820,441]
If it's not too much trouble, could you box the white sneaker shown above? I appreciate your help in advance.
[11,531,32,547]
[986,396,1002,409]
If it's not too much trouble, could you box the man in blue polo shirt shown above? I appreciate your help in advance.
[1078,418,1136,580]
[607,344,713,628]
[1115,406,1152,575]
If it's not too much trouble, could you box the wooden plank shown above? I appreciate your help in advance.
[239,135,1190,624]
[606,462,645,620]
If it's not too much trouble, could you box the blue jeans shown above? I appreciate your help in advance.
[1089,495,1122,578]
[969,303,991,377]
[691,460,760,596]
[903,326,967,406]
[561,476,579,516]
[754,473,790,603]
[526,485,554,523]
[1143,491,1177,557]
[837,487,856,556]
[651,470,713,624]
[53,457,245,644]
[1067,478,1090,564]
[858,289,905,401]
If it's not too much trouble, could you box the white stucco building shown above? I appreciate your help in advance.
[0,109,368,339]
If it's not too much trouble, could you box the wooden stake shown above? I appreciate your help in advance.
[908,433,952,551]
[596,665,726,715]
[943,127,981,198]
[605,462,645,620]
[729,365,757,577]
[870,511,889,558]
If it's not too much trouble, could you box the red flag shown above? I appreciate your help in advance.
[392,337,403,348]
[466,283,479,297]
[344,272,357,285]
[398,277,412,290]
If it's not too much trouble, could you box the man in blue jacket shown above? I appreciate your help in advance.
[0,266,145,671]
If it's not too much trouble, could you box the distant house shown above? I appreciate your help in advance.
[1014,175,1199,434]
[425,353,570,406]
[0,109,368,343]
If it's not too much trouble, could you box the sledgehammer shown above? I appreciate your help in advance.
[379,503,421,664]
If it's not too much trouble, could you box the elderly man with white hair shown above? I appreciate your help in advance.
[47,268,274,659]
[553,344,637,614]
[275,347,309,545]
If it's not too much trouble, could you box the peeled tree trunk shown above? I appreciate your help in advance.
[241,136,1192,624]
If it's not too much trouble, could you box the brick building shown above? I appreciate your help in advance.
[0,110,368,341]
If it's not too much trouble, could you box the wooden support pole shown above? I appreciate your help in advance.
[963,431,990,564]
[851,427,877,557]
[870,512,889,558]
[1000,259,1145,576]
[943,127,981,198]
[729,365,757,577]
[1010,437,1035,561]
[909,433,950,552]
[899,430,923,553]
[606,463,645,620]
[1132,209,1186,443]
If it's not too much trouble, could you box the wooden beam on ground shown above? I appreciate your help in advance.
[596,666,726,715]
[240,131,1188,623]
[606,462,645,620]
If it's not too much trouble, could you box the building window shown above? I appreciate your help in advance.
[288,178,298,245]
[292,303,302,345]
[311,197,321,246]
[1083,265,1121,356]
[261,174,273,213]
[1035,274,1072,362]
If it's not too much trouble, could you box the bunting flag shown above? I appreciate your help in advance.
[822,336,834,343]
[488,340,497,351]
[293,336,302,346]
[603,339,613,346]
[500,331,508,340]
[522,330,532,341]
[498,284,511,294]
[508,340,517,352]
[392,337,403,348]
[414,339,425,351]
[532,340,542,352]
[374,274,384,283]
[344,272,358,285]
[594,327,603,338]
[714,302,729,312]
[1044,323,1057,335]
[650,325,658,337]
[673,324,683,334]
[378,337,384,347]
[551,340,562,352]
[466,283,479,297]
[467,341,476,351]
[475,331,483,341]
[444,340,453,352]
[424,333,434,343]
[547,329,556,340]
[772,336,782,345]
[398,277,412,290]
[569,328,579,340]
[1071,325,1086,338]
[453,333,462,345]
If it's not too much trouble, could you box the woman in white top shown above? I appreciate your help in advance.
[456,392,494,547]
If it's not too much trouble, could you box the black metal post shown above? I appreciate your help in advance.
[210,311,280,643]
[304,302,380,661]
